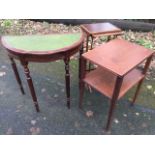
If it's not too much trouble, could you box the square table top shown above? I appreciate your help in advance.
[81,22,122,36]
[82,39,153,76]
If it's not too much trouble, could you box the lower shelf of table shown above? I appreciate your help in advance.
[83,67,145,99]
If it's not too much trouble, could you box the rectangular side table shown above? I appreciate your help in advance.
[81,22,123,51]
[79,39,153,131]
[81,22,123,71]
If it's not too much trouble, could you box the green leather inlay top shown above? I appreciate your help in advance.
[4,33,81,52]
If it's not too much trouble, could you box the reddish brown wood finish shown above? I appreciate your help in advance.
[9,56,25,95]
[21,61,40,112]
[83,67,145,99]
[2,34,84,62]
[1,33,84,112]
[131,55,153,106]
[82,39,153,76]
[79,44,84,80]
[81,22,123,72]
[81,22,122,37]
[106,76,123,131]
[79,56,87,109]
[79,38,153,131]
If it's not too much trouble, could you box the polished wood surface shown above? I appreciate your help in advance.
[81,23,123,72]
[1,33,85,112]
[83,67,144,99]
[81,22,122,37]
[82,39,153,76]
[80,38,153,131]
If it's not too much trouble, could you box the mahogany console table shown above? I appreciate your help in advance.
[1,33,84,112]
[79,38,153,131]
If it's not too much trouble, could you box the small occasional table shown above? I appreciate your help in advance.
[79,38,153,131]
[1,33,84,112]
[81,22,123,51]
[81,22,123,71]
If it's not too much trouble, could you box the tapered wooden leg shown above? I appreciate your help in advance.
[131,55,153,106]
[79,44,84,80]
[79,57,87,109]
[9,57,25,95]
[105,76,123,131]
[21,61,40,112]
[88,36,94,71]
[131,79,144,106]
[79,81,85,109]
[85,35,91,72]
[85,35,89,52]
[64,57,70,109]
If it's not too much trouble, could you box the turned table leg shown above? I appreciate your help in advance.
[21,61,40,112]
[9,56,25,95]
[105,76,123,131]
[64,57,70,109]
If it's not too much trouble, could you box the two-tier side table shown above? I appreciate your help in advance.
[79,38,153,131]
[1,33,84,112]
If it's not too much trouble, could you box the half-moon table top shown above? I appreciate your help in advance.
[1,33,84,55]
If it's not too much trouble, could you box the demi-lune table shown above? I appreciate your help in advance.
[1,33,84,112]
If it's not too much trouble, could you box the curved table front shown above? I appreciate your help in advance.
[1,33,84,112]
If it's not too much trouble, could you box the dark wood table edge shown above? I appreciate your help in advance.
[1,32,85,112]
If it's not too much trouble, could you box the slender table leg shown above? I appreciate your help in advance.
[131,79,144,106]
[131,55,153,106]
[79,44,84,80]
[85,35,89,52]
[79,57,87,109]
[9,56,25,95]
[90,35,94,50]
[86,35,91,72]
[107,36,111,42]
[88,36,94,71]
[21,61,40,112]
[64,57,70,109]
[105,76,123,131]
